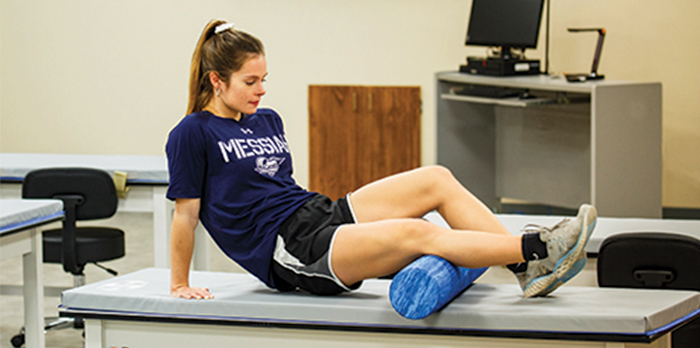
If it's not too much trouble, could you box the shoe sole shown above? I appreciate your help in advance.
[538,214,597,297]
[522,205,597,298]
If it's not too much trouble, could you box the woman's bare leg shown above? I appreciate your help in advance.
[332,165,524,286]
[349,165,510,235]
[332,218,524,286]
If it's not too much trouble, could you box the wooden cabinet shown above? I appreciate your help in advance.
[309,85,421,200]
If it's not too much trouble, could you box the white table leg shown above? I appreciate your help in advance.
[152,186,171,269]
[84,319,103,348]
[23,227,45,348]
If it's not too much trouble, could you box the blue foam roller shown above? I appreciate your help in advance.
[389,255,487,320]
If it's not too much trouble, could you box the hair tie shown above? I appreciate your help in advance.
[215,22,235,34]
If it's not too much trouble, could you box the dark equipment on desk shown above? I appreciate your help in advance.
[460,0,544,76]
[597,232,700,348]
[460,57,541,76]
[565,28,606,82]
[451,84,526,99]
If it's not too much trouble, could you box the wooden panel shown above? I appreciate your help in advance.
[309,85,360,200]
[355,86,421,189]
[309,85,421,200]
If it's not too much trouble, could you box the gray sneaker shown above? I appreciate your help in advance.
[518,204,597,298]
[514,260,548,295]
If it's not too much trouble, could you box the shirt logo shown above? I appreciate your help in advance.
[241,128,254,135]
[254,156,286,177]
[217,134,290,163]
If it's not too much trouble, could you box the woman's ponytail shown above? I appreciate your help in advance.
[186,19,265,115]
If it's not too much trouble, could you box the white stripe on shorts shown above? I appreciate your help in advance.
[345,193,359,223]
[273,234,351,291]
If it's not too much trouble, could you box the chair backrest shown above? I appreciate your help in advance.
[22,167,118,221]
[597,232,700,291]
[22,167,119,275]
[597,232,700,348]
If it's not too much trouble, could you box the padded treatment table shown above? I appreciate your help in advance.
[61,268,700,348]
[1,198,64,348]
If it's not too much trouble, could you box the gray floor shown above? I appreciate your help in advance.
[0,212,241,348]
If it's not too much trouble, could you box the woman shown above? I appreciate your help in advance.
[166,19,597,300]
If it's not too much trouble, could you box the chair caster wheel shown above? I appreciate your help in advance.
[10,332,24,347]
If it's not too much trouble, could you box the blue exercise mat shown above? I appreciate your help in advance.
[389,255,488,319]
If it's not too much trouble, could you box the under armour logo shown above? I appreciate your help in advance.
[241,128,253,135]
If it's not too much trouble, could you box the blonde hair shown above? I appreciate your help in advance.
[187,19,265,115]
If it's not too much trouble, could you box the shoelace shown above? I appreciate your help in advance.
[521,219,570,236]
[519,219,571,273]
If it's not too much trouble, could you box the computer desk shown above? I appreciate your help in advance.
[1,199,64,348]
[0,153,210,271]
[436,72,662,218]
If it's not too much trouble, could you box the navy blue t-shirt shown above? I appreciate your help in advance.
[165,108,316,288]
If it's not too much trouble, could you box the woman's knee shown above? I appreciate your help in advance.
[412,165,459,197]
[417,165,453,179]
[420,165,457,186]
[395,219,441,252]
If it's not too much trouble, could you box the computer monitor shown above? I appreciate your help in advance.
[465,0,545,60]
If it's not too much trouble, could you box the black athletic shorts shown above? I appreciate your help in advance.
[271,194,362,295]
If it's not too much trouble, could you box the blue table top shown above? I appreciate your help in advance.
[0,199,64,235]
[0,153,168,185]
[61,268,700,343]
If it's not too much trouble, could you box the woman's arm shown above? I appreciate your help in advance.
[170,198,213,299]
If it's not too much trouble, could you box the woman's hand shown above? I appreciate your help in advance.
[171,284,214,300]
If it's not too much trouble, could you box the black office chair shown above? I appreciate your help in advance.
[597,232,700,348]
[11,167,125,347]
